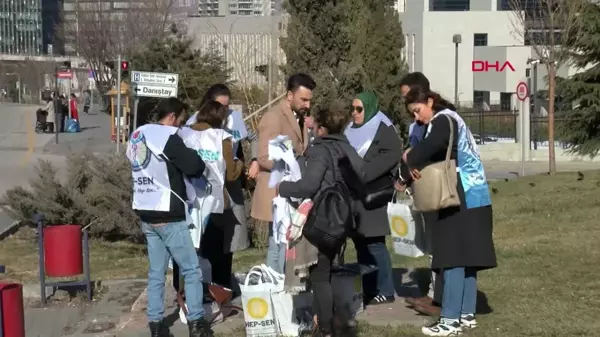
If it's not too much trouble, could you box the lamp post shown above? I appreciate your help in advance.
[453,34,462,107]
[527,58,540,114]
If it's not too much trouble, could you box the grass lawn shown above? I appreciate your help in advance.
[2,171,600,336]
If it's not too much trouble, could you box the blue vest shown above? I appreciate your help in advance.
[428,110,492,209]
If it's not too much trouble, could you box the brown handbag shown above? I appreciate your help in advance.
[411,114,461,212]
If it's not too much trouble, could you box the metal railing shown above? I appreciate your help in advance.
[459,110,519,144]
[530,114,571,150]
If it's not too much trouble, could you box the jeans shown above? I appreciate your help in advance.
[265,222,286,274]
[441,267,477,319]
[353,236,395,298]
[309,252,334,334]
[142,221,205,322]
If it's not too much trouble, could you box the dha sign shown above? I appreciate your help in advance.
[472,61,515,72]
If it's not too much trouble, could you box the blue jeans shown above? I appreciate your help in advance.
[141,221,205,322]
[266,222,286,274]
[353,236,395,298]
[441,267,477,319]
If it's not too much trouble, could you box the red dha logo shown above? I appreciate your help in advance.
[472,61,515,72]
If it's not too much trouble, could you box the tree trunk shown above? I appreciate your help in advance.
[547,64,557,175]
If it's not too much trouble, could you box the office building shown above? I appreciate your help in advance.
[0,0,44,55]
[399,0,579,107]
[187,15,287,86]
[61,0,196,55]
[197,0,281,16]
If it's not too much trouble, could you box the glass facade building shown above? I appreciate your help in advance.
[0,0,44,55]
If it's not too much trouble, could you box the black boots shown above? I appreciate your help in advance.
[188,319,214,337]
[148,320,171,337]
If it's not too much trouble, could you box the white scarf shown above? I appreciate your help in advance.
[344,111,394,157]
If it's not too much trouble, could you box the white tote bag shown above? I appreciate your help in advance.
[241,266,279,337]
[260,266,310,337]
[387,191,425,258]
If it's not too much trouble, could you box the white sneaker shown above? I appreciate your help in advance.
[422,318,462,336]
[460,314,478,329]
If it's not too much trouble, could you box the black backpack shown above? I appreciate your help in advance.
[302,143,356,255]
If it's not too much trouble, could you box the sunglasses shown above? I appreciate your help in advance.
[352,106,364,113]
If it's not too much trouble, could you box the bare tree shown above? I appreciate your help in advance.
[509,0,586,175]
[57,0,176,96]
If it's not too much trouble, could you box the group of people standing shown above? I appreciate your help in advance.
[126,71,496,337]
[42,91,88,132]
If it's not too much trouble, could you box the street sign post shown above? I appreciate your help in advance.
[516,81,528,101]
[130,71,179,131]
[517,81,530,177]
[130,71,179,98]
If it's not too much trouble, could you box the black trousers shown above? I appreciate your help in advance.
[201,216,233,289]
[309,252,334,334]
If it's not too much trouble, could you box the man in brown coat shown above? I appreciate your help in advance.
[251,73,315,273]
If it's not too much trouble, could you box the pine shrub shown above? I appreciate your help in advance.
[1,153,143,243]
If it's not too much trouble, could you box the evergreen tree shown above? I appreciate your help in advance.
[281,0,407,125]
[558,3,600,157]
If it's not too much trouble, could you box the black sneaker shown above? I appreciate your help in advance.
[365,294,395,306]
[188,319,214,337]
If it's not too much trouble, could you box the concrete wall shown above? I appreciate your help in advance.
[479,143,600,162]
[473,45,531,93]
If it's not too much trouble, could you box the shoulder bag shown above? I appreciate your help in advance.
[411,114,461,212]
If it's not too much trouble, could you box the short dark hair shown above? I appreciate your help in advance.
[156,97,187,121]
[400,72,430,91]
[287,73,316,92]
[201,84,231,107]
[313,100,351,135]
[195,101,228,128]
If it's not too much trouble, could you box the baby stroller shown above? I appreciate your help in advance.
[35,108,48,134]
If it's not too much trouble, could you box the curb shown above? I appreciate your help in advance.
[21,278,148,299]
[0,220,21,241]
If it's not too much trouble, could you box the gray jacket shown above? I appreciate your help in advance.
[278,134,365,200]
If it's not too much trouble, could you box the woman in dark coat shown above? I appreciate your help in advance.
[344,91,402,306]
[401,87,496,337]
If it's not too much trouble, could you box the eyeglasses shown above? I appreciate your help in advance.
[352,106,364,113]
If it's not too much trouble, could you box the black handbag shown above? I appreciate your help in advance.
[362,173,395,210]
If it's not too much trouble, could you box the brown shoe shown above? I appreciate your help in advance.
[404,296,433,308]
[413,302,441,317]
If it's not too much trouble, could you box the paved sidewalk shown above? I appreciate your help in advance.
[115,269,428,337]
[24,280,147,337]
[20,270,430,337]
[42,110,115,156]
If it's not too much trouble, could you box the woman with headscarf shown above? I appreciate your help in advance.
[344,91,402,306]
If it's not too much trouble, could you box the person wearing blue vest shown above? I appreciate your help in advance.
[400,72,455,317]
[403,87,497,336]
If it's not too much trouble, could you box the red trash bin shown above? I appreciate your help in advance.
[0,283,25,337]
[43,224,83,277]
